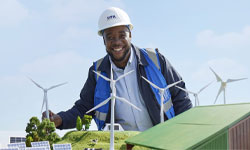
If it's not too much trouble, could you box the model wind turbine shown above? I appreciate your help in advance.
[210,67,247,104]
[28,77,67,119]
[175,81,213,106]
[86,67,141,150]
[141,76,182,123]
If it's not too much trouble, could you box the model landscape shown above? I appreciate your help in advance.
[56,130,148,150]
[24,116,148,150]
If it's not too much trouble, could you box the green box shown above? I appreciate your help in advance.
[125,103,250,150]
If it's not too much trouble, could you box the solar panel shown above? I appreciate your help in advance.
[0,148,19,150]
[8,142,26,150]
[30,141,50,150]
[25,147,47,150]
[53,144,72,150]
[9,137,26,143]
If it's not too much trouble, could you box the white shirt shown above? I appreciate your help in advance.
[109,48,153,131]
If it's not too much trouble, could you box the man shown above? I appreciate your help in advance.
[43,7,192,131]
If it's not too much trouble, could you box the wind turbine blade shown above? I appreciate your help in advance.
[115,70,134,81]
[48,82,67,90]
[28,77,44,90]
[115,96,141,111]
[226,78,247,83]
[92,70,111,81]
[197,81,214,94]
[175,86,196,95]
[86,97,112,114]
[214,85,224,104]
[166,80,183,90]
[209,67,223,82]
[141,76,160,90]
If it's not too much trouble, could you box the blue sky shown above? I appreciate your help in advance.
[1,0,250,146]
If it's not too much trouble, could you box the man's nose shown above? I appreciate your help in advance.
[112,37,122,45]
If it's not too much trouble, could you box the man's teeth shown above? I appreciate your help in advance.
[114,48,122,51]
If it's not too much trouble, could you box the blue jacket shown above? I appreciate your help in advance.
[57,44,192,130]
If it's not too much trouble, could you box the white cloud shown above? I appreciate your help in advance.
[20,51,91,75]
[0,0,29,26]
[192,58,248,82]
[196,26,250,51]
[50,0,124,23]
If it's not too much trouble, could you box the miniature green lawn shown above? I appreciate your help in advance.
[56,130,150,150]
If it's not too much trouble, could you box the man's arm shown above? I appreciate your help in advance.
[157,50,193,115]
[56,65,96,129]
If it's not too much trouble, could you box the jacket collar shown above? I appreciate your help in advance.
[132,44,148,66]
[97,43,148,76]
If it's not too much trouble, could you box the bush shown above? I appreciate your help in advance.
[76,116,83,131]
[25,117,60,148]
[82,115,92,131]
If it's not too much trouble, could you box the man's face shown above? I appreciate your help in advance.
[103,26,131,67]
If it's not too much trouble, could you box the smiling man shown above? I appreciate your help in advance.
[43,7,192,131]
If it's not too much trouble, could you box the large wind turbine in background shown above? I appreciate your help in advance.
[28,77,67,119]
[86,67,141,150]
[175,81,213,106]
[209,67,247,104]
[141,76,182,123]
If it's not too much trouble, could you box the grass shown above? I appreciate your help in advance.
[56,130,150,150]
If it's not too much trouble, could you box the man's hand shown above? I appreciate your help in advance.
[42,110,62,127]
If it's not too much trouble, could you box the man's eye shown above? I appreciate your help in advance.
[107,37,113,41]
[120,35,126,39]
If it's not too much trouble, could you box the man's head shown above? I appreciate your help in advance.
[98,7,133,68]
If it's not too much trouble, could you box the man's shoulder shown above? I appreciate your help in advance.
[93,54,110,72]
[133,44,161,57]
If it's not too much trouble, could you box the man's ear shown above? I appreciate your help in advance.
[103,36,106,45]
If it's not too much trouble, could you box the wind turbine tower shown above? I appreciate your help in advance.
[86,66,141,150]
[141,76,182,123]
[29,78,67,119]
[210,67,247,104]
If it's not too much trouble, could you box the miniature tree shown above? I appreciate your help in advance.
[38,118,60,143]
[76,116,83,131]
[82,115,92,131]
[25,136,33,147]
[25,117,41,143]
[25,117,60,147]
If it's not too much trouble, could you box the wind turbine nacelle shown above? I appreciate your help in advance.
[103,123,124,131]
